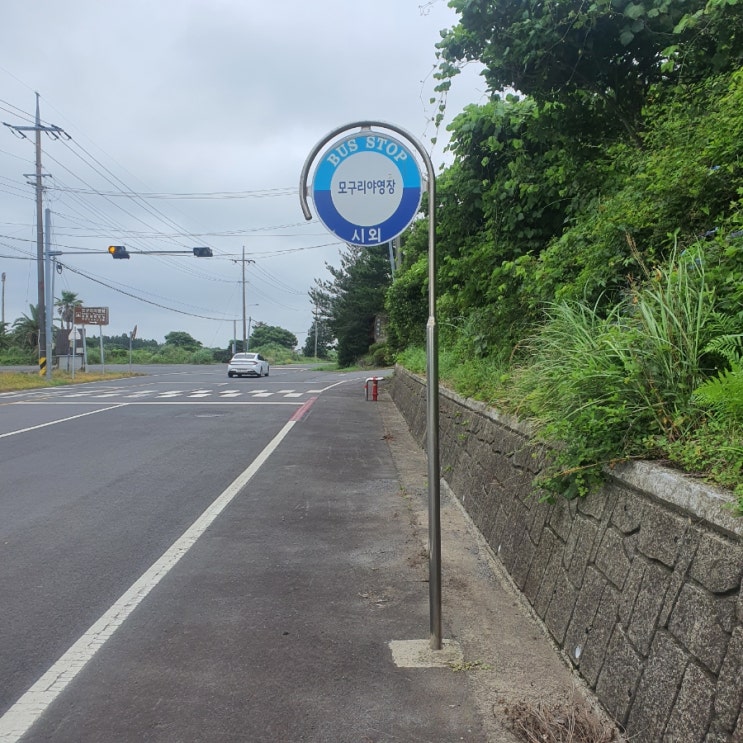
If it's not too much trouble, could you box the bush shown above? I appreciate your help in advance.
[500,247,741,503]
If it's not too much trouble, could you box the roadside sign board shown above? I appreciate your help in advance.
[74,306,109,325]
[311,132,422,246]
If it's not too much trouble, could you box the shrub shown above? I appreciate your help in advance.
[510,247,739,499]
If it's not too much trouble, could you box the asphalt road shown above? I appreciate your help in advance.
[0,365,488,742]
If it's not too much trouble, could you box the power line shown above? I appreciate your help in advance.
[60,263,235,322]
[46,185,298,199]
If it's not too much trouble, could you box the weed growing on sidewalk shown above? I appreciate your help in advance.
[500,697,622,743]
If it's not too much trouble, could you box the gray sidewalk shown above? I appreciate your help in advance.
[376,390,621,742]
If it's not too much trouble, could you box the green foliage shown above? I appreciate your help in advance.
[385,256,428,351]
[495,248,738,500]
[164,331,202,351]
[310,243,392,368]
[658,417,743,510]
[0,346,37,365]
[693,334,743,420]
[250,342,300,365]
[694,361,743,421]
[438,0,743,142]
[54,291,82,329]
[385,0,743,511]
[250,322,297,350]
[12,305,40,350]
[396,346,426,375]
[302,316,333,359]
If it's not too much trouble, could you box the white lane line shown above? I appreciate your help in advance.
[0,416,300,742]
[0,405,127,439]
[12,401,301,407]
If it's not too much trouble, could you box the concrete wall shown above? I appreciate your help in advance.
[389,366,743,743]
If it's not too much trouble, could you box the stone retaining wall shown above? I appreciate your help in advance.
[389,366,743,743]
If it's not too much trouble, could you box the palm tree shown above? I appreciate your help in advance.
[0,320,9,350]
[12,304,40,351]
[55,291,82,330]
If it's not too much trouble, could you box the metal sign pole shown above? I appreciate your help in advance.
[99,325,105,374]
[300,121,441,649]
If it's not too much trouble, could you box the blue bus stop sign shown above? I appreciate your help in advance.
[311,132,422,246]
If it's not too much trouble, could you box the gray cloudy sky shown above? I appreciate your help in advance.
[0,1,483,349]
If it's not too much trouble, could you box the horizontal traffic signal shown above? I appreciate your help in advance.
[108,245,130,259]
[192,247,213,257]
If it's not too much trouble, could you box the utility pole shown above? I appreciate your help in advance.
[1,272,5,327]
[232,247,254,351]
[3,93,69,375]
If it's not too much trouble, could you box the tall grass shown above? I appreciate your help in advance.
[510,248,730,497]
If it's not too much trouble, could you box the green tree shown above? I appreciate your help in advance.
[12,305,40,351]
[249,323,297,350]
[437,0,743,142]
[164,331,202,351]
[54,291,82,331]
[311,244,392,367]
[0,321,10,350]
[302,316,333,359]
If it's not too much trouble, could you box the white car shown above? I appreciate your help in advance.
[227,352,269,378]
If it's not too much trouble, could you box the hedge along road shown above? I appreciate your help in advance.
[0,365,488,742]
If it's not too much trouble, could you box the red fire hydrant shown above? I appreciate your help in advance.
[364,376,382,401]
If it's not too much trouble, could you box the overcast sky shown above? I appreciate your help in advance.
[0,1,484,349]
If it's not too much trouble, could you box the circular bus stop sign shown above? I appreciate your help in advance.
[311,131,422,247]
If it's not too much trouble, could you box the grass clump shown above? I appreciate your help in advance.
[509,246,741,504]
[501,697,622,742]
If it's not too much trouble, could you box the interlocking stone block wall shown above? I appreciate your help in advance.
[389,366,743,743]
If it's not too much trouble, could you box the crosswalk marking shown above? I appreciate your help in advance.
[6,387,323,402]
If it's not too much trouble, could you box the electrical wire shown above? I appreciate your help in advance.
[59,263,235,322]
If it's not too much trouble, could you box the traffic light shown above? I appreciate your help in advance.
[108,245,130,259]
[192,247,213,257]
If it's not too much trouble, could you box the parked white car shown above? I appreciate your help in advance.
[227,352,269,378]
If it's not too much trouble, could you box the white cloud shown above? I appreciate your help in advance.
[0,0,484,347]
